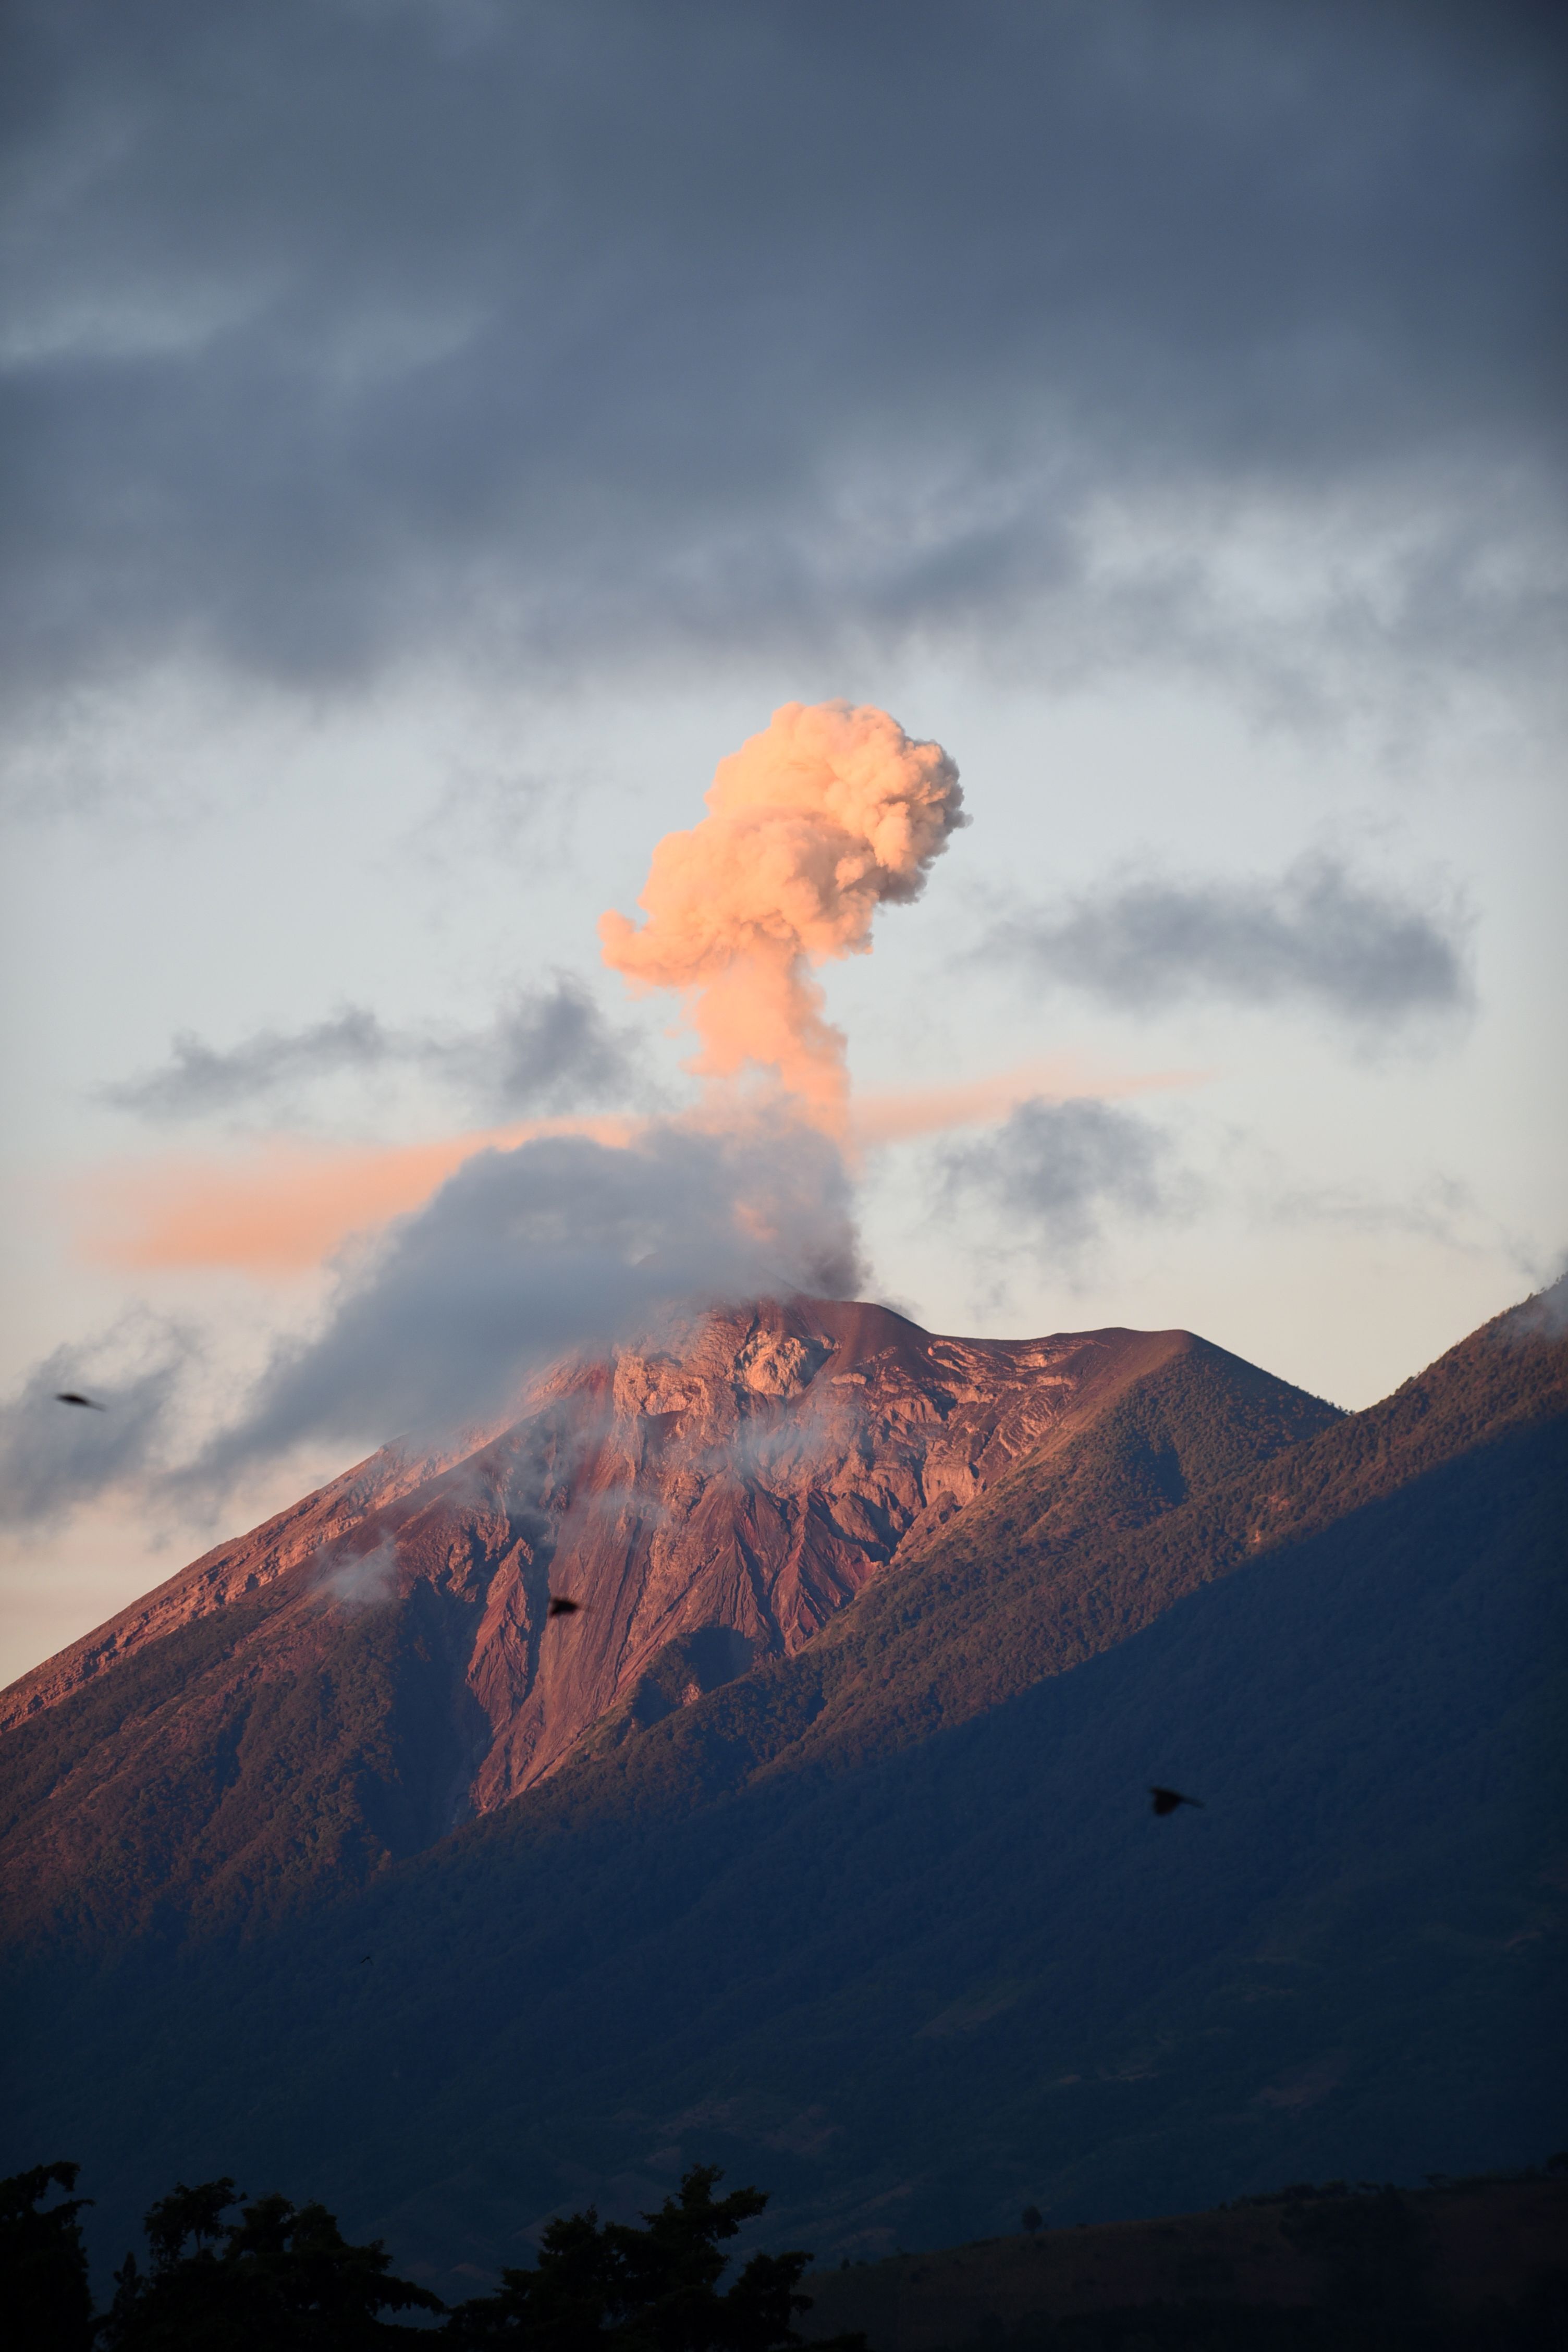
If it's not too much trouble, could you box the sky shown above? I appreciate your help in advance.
[2,0,1564,1685]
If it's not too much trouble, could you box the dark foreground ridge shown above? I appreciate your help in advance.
[800,2168,1568,2349]
[1,1287,1564,2296]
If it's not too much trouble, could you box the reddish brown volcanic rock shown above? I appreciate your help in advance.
[0,1300,1217,1941]
[0,1440,450,1739]
[5,1299,1166,1783]
[462,1300,1191,1803]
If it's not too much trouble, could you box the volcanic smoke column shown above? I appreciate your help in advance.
[599,701,964,1130]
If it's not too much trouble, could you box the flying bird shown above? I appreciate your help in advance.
[357,1955,372,1966]
[548,1595,581,1619]
[55,1392,106,1410]
[1149,1786,1204,1816]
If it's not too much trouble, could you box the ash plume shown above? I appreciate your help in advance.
[600,701,964,1129]
[15,705,969,1516]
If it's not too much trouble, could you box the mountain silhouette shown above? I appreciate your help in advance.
[1,1289,1562,2297]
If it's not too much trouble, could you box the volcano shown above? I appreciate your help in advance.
[1,1290,1563,2295]
[0,1301,1333,1944]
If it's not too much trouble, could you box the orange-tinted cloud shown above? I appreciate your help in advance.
[849,1057,1208,1148]
[76,1062,1206,1276]
[79,1117,639,1275]
[599,701,964,1129]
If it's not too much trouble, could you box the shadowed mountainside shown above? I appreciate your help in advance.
[2,1291,1563,2298]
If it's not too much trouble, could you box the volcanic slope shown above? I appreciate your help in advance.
[5,1291,1564,2299]
[0,1303,1332,1949]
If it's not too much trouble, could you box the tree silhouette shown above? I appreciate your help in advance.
[98,2176,444,2346]
[444,2164,863,2352]
[4,2158,861,2347]
[0,2160,94,2351]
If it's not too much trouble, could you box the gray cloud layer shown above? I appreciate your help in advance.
[941,1096,1192,1257]
[3,0,1561,704]
[183,1111,862,1486]
[101,976,641,1123]
[992,856,1468,1025]
[0,1325,190,1529]
[0,1111,863,1525]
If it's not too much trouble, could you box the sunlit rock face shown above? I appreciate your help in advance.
[454,1296,1133,1805]
[0,1300,1174,1885]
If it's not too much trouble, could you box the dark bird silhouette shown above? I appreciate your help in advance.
[548,1595,581,1619]
[1149,1785,1204,1816]
[357,1955,372,1966]
[55,1391,106,1410]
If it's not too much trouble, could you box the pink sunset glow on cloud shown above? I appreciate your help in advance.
[76,1117,642,1276]
[75,1061,1205,1275]
[849,1058,1206,1149]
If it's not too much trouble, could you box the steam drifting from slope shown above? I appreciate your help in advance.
[601,702,964,1127]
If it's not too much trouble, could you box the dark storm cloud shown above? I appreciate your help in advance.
[991,857,1469,1026]
[2,0,1562,701]
[101,977,642,1122]
[941,1097,1193,1256]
